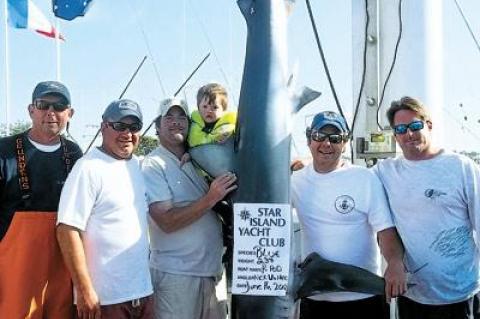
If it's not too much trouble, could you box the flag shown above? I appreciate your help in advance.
[53,0,93,21]
[7,0,63,40]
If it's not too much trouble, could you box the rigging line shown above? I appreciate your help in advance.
[141,53,211,138]
[349,0,369,162]
[376,0,403,130]
[442,107,480,143]
[305,0,350,132]
[85,56,148,153]
[128,0,167,96]
[187,0,237,107]
[453,0,480,55]
[174,53,211,97]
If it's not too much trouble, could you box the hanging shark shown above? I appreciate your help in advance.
[190,0,388,318]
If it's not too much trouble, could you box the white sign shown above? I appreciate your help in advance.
[232,203,291,296]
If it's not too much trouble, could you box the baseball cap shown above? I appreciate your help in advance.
[32,81,71,105]
[309,111,348,133]
[102,99,143,123]
[158,97,189,118]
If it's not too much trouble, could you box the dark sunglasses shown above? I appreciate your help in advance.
[393,120,424,135]
[33,100,70,112]
[310,131,346,144]
[107,122,142,133]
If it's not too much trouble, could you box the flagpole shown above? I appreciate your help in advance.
[55,17,61,81]
[4,0,10,136]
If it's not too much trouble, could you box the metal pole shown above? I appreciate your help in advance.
[4,0,10,136]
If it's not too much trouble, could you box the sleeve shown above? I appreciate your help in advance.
[56,159,97,231]
[464,158,480,243]
[141,156,173,204]
[366,170,395,233]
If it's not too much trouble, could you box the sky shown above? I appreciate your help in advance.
[1,0,480,156]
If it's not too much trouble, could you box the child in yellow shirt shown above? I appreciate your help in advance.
[188,83,236,147]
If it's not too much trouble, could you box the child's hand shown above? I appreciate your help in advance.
[217,132,231,144]
[180,153,191,166]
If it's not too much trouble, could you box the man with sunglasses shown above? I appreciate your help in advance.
[142,98,237,319]
[0,80,82,317]
[292,111,407,319]
[374,96,480,319]
[57,99,154,319]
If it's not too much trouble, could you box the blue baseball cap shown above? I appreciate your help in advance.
[32,81,71,104]
[310,111,348,133]
[102,99,143,123]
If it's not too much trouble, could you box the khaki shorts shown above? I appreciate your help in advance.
[150,269,226,319]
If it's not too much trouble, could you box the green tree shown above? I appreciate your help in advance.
[0,121,32,137]
[135,135,158,156]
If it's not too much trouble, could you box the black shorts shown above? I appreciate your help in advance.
[397,296,474,319]
[300,295,389,319]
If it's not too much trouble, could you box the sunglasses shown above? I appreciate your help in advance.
[393,120,424,135]
[107,122,142,133]
[33,100,70,112]
[310,131,346,144]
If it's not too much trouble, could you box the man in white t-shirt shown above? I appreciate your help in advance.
[292,111,407,319]
[374,96,480,319]
[57,99,153,319]
[142,98,237,319]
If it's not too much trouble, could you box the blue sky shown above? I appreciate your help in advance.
[1,0,480,154]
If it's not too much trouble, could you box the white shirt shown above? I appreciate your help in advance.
[57,148,153,305]
[374,151,480,304]
[292,163,394,302]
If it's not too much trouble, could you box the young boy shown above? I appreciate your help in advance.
[188,83,236,147]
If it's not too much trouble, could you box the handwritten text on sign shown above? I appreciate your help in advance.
[232,203,291,296]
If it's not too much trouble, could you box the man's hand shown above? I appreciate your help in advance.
[290,157,312,172]
[76,287,101,319]
[384,259,407,303]
[206,172,237,205]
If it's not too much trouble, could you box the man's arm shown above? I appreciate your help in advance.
[377,227,407,302]
[56,224,101,319]
[149,172,237,233]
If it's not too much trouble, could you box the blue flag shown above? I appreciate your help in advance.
[52,0,93,21]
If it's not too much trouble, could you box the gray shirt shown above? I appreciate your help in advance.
[142,145,223,277]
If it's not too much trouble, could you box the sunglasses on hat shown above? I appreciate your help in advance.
[107,122,142,133]
[393,120,424,135]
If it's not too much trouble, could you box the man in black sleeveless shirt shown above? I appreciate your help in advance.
[0,81,82,318]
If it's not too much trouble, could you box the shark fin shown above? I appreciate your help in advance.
[291,86,321,114]
[293,252,385,301]
[189,137,235,178]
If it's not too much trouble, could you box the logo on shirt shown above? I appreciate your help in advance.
[424,189,447,199]
[334,195,355,214]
